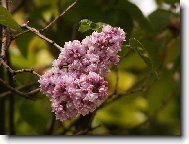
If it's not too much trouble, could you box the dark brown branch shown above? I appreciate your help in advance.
[0,78,39,100]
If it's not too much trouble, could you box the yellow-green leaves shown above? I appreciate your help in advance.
[0,5,21,32]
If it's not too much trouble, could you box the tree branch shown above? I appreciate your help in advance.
[21,22,63,50]
[0,78,39,100]
[12,29,29,40]
[0,82,38,98]
[1,28,7,61]
[0,58,40,78]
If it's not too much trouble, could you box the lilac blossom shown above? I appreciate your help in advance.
[39,25,126,121]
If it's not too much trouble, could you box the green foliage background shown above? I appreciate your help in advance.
[0,0,180,135]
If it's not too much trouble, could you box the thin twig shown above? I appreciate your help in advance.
[27,88,40,95]
[0,82,38,98]
[21,22,63,50]
[0,78,38,100]
[12,30,29,40]
[102,88,144,109]
[40,0,77,32]
[0,59,14,74]
[0,59,40,78]
[13,0,77,40]
[14,69,41,78]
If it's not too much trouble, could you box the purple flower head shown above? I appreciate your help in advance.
[39,25,126,121]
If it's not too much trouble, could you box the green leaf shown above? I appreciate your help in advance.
[78,19,105,33]
[117,0,153,32]
[0,5,21,31]
[103,9,134,37]
[148,9,178,34]
[129,38,157,76]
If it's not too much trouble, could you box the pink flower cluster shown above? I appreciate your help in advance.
[39,25,125,121]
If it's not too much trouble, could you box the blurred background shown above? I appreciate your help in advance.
[0,0,180,135]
